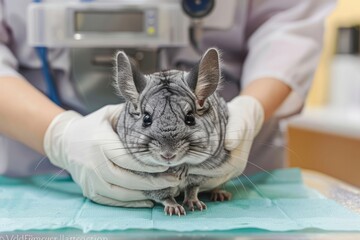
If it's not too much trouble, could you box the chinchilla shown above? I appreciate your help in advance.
[115,48,234,216]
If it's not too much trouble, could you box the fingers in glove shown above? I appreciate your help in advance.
[96,180,154,202]
[103,143,169,173]
[224,118,259,151]
[224,96,265,151]
[91,194,154,208]
[96,160,181,190]
[224,128,242,151]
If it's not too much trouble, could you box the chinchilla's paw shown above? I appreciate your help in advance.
[164,203,186,216]
[210,189,232,202]
[183,198,207,212]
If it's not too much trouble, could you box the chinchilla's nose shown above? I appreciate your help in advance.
[160,151,177,161]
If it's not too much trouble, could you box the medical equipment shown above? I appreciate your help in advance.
[28,1,190,48]
[35,46,61,105]
[28,0,218,112]
[32,0,61,105]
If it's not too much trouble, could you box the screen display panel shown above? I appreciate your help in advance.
[75,11,144,33]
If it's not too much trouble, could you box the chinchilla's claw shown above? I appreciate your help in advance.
[210,189,232,202]
[183,198,207,212]
[164,204,186,217]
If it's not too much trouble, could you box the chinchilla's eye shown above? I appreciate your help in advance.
[185,112,196,126]
[142,112,152,127]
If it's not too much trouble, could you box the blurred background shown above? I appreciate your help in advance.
[287,0,360,187]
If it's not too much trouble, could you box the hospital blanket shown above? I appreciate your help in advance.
[0,168,360,233]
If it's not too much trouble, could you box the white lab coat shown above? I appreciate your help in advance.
[0,0,336,176]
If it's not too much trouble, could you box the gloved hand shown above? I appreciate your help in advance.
[223,95,264,178]
[44,104,180,207]
[189,95,264,185]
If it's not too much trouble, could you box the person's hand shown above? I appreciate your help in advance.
[199,96,264,190]
[44,104,181,207]
[189,95,264,188]
[223,95,264,178]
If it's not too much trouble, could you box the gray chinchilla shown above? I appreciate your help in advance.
[115,48,233,216]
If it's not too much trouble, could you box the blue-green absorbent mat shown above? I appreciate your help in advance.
[0,168,360,232]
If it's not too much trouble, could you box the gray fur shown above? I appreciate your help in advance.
[115,48,230,213]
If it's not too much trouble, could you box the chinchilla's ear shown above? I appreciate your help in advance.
[115,51,147,108]
[186,48,220,107]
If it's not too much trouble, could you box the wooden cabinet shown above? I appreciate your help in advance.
[287,108,360,187]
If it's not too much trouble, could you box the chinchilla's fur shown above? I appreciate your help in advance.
[115,48,232,216]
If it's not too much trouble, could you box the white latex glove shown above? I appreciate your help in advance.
[223,95,265,178]
[44,104,181,208]
[190,95,264,187]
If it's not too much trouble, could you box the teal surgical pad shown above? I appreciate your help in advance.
[0,168,359,233]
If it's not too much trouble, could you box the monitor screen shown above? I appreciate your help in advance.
[75,11,144,33]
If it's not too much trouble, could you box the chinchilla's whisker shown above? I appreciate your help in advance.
[188,148,274,180]
[190,137,304,164]
[108,150,150,160]
[188,149,213,157]
[90,150,151,172]
[104,143,148,148]
[40,169,66,191]
[69,139,148,150]
[183,129,203,140]
[231,176,248,194]
[83,149,151,168]
[221,152,275,179]
[245,161,275,178]
[71,148,151,173]
[187,151,210,158]
[188,151,212,159]
[122,130,152,140]
[72,139,125,143]
[190,125,276,140]
[191,137,253,142]
[188,148,216,156]
[237,176,248,194]
[64,144,148,154]
[105,147,148,151]
[115,139,149,146]
[184,128,263,140]
[188,152,209,159]
[251,141,305,164]
[34,156,50,171]
[135,152,152,158]
[229,179,241,195]
[228,156,275,180]
[189,142,224,148]
[121,128,154,140]
[223,128,275,134]
[102,140,149,147]
[241,173,265,198]
[237,140,304,164]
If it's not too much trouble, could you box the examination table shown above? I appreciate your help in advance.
[0,169,359,239]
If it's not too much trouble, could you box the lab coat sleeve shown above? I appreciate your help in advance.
[0,2,21,78]
[242,0,337,116]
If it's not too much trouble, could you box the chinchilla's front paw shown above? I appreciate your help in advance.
[164,203,186,216]
[163,198,186,216]
[183,197,207,212]
[210,189,232,201]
